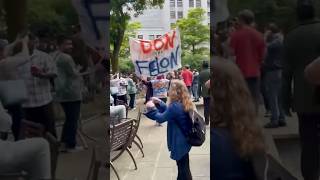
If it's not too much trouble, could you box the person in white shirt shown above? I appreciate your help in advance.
[0,100,51,179]
[116,74,128,105]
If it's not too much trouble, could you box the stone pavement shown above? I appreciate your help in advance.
[110,102,210,180]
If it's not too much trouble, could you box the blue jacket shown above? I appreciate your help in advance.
[211,128,255,180]
[144,101,192,160]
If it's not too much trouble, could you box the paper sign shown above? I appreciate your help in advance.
[151,79,170,98]
[129,29,182,77]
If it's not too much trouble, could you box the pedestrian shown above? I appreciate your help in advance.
[116,74,128,105]
[211,60,265,180]
[192,69,200,102]
[181,65,193,95]
[198,61,210,125]
[229,9,266,112]
[53,35,83,152]
[263,23,286,128]
[0,34,29,140]
[282,1,320,179]
[144,80,194,180]
[19,33,57,137]
[141,76,153,104]
[127,74,137,110]
[110,74,119,105]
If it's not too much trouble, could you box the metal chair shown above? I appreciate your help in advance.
[110,119,136,180]
[115,99,129,118]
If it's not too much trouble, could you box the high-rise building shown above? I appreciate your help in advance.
[130,0,210,40]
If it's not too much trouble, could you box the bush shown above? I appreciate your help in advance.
[182,53,209,70]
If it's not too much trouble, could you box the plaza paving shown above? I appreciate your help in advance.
[110,100,210,180]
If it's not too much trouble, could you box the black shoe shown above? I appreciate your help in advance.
[264,122,279,129]
[278,121,287,127]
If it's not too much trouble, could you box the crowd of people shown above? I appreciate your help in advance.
[212,1,320,180]
[0,26,106,178]
[109,61,210,125]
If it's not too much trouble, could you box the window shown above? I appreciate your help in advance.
[178,11,183,19]
[207,0,210,7]
[189,0,194,7]
[208,23,210,26]
[149,35,155,40]
[170,11,176,19]
[137,35,143,39]
[156,35,162,38]
[196,0,201,7]
[208,12,210,17]
[177,0,183,7]
[170,0,175,7]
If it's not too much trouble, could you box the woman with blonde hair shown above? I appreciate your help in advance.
[211,59,265,179]
[145,79,194,180]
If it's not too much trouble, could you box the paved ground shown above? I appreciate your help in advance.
[110,101,210,180]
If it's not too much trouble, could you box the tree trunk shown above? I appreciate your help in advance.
[192,44,195,55]
[4,0,27,42]
[111,28,125,73]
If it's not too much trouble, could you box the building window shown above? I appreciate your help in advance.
[178,11,183,19]
[208,23,210,26]
[170,11,176,19]
[207,0,210,7]
[189,0,194,7]
[137,35,143,39]
[208,12,210,17]
[149,35,155,40]
[177,0,183,7]
[196,0,201,7]
[170,0,175,7]
[156,35,162,38]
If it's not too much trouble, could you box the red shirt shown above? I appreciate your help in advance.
[181,69,193,87]
[230,26,266,78]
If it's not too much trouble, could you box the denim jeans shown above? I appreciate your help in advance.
[265,70,285,123]
[176,153,192,180]
[129,94,136,109]
[60,101,81,148]
[245,77,260,114]
[5,104,23,141]
[192,84,199,100]
[187,86,192,96]
[203,97,211,125]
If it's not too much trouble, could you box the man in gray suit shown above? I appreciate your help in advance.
[282,1,320,179]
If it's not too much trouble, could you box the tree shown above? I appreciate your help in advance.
[119,21,141,58]
[110,0,164,73]
[176,8,209,55]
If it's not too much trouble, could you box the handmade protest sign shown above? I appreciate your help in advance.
[151,79,170,98]
[129,29,182,77]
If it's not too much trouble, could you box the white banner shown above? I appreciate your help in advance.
[129,29,182,77]
[72,0,107,51]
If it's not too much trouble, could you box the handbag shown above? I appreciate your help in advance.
[0,80,28,106]
[174,109,206,146]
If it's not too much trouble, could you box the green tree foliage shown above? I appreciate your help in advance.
[228,0,320,33]
[176,8,209,55]
[110,0,164,73]
[119,21,142,58]
[27,0,78,36]
[182,52,209,70]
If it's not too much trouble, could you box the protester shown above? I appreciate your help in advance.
[211,60,265,180]
[110,74,119,105]
[192,69,200,102]
[18,33,57,137]
[263,23,286,128]
[127,74,137,110]
[229,9,266,112]
[181,65,193,95]
[144,80,194,180]
[53,35,83,152]
[0,100,51,180]
[282,1,320,179]
[116,74,128,105]
[110,95,126,124]
[151,75,170,103]
[141,77,153,104]
[0,34,29,140]
[198,61,210,125]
